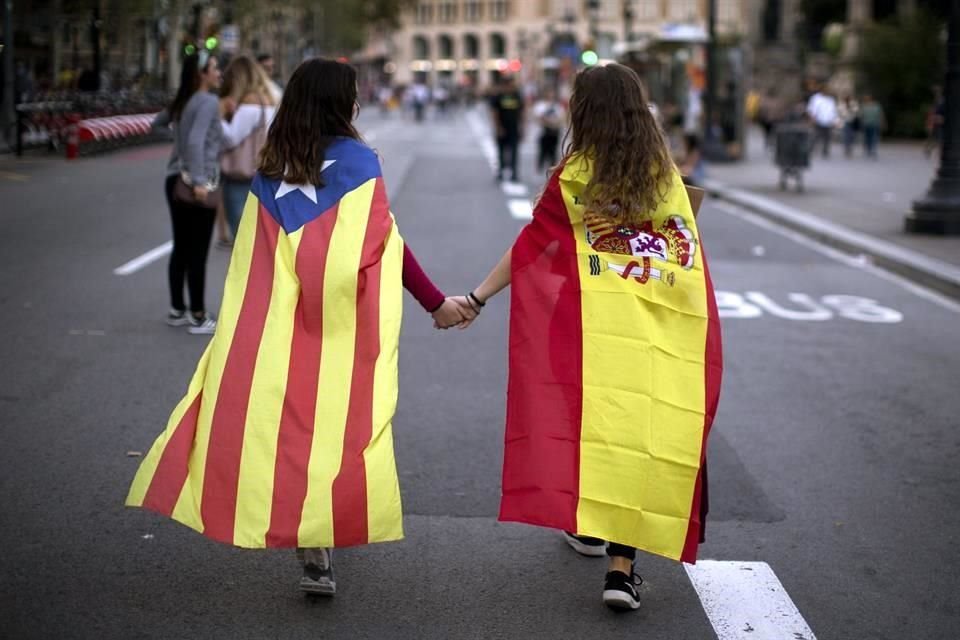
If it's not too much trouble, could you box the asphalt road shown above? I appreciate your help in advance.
[1,108,958,639]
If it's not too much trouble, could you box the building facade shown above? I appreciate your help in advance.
[380,0,752,92]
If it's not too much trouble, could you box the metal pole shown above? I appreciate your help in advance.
[704,0,718,152]
[623,1,633,46]
[91,5,102,91]
[906,0,960,234]
[1,0,14,153]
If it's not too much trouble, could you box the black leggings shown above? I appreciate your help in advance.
[165,175,216,314]
[497,134,519,180]
[575,536,636,561]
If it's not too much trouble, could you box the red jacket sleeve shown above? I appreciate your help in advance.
[403,244,445,312]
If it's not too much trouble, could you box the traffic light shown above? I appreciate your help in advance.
[581,50,599,66]
[184,43,197,55]
[204,36,218,50]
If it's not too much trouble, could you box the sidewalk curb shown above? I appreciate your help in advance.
[704,179,960,301]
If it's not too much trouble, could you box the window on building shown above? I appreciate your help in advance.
[415,2,435,25]
[413,35,431,59]
[763,0,781,42]
[489,32,506,57]
[667,0,699,21]
[465,1,484,22]
[464,33,480,58]
[635,0,660,20]
[438,34,455,58]
[490,1,510,22]
[438,1,458,23]
[718,0,739,23]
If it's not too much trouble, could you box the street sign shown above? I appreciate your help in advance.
[221,24,240,53]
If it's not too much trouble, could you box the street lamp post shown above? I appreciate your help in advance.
[704,0,721,158]
[623,1,634,48]
[1,0,13,152]
[906,0,960,234]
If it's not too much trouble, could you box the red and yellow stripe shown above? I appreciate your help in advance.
[127,177,404,549]
[501,155,722,563]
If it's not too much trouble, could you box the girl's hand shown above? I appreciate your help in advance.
[431,298,467,330]
[449,296,480,329]
[193,185,210,202]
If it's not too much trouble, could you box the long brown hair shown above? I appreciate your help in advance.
[563,64,673,225]
[259,58,361,186]
[221,54,277,106]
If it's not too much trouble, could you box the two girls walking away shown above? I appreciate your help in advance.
[154,51,223,335]
[129,59,721,616]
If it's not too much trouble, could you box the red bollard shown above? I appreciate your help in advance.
[65,115,81,160]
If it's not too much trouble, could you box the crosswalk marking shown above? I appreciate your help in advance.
[685,561,817,640]
[501,181,529,197]
[508,200,533,220]
[113,241,173,276]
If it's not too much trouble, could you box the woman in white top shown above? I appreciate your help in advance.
[219,55,279,239]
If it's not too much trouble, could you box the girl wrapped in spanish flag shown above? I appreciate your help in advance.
[459,63,722,611]
[126,59,469,596]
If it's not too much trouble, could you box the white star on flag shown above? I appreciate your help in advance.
[275,160,337,204]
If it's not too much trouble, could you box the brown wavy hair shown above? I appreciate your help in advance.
[221,54,277,106]
[563,64,673,225]
[259,58,361,186]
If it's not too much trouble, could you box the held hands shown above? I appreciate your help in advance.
[431,294,483,330]
[193,185,210,202]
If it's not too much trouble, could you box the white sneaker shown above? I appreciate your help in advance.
[187,313,217,335]
[166,309,190,327]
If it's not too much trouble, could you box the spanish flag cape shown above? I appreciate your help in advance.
[501,155,722,563]
[127,138,405,549]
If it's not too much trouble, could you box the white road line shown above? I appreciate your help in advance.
[113,241,172,276]
[502,181,529,197]
[714,200,960,314]
[508,199,533,220]
[685,561,817,640]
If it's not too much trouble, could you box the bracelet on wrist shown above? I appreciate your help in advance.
[468,291,486,308]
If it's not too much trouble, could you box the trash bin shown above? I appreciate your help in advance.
[774,124,811,192]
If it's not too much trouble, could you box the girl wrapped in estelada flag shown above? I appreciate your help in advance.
[126,58,471,596]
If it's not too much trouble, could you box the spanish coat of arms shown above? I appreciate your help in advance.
[584,212,697,286]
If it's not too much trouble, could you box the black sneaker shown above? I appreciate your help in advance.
[562,531,607,557]
[166,309,190,327]
[299,548,336,596]
[603,569,643,611]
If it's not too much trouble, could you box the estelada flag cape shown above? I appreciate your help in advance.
[127,138,405,549]
[501,155,722,563]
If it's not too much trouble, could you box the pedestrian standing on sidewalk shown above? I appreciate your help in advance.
[860,94,886,159]
[454,63,721,612]
[489,75,525,182]
[678,133,706,186]
[219,54,279,241]
[153,51,223,335]
[807,85,839,158]
[126,57,472,599]
[532,88,566,173]
[838,95,860,158]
